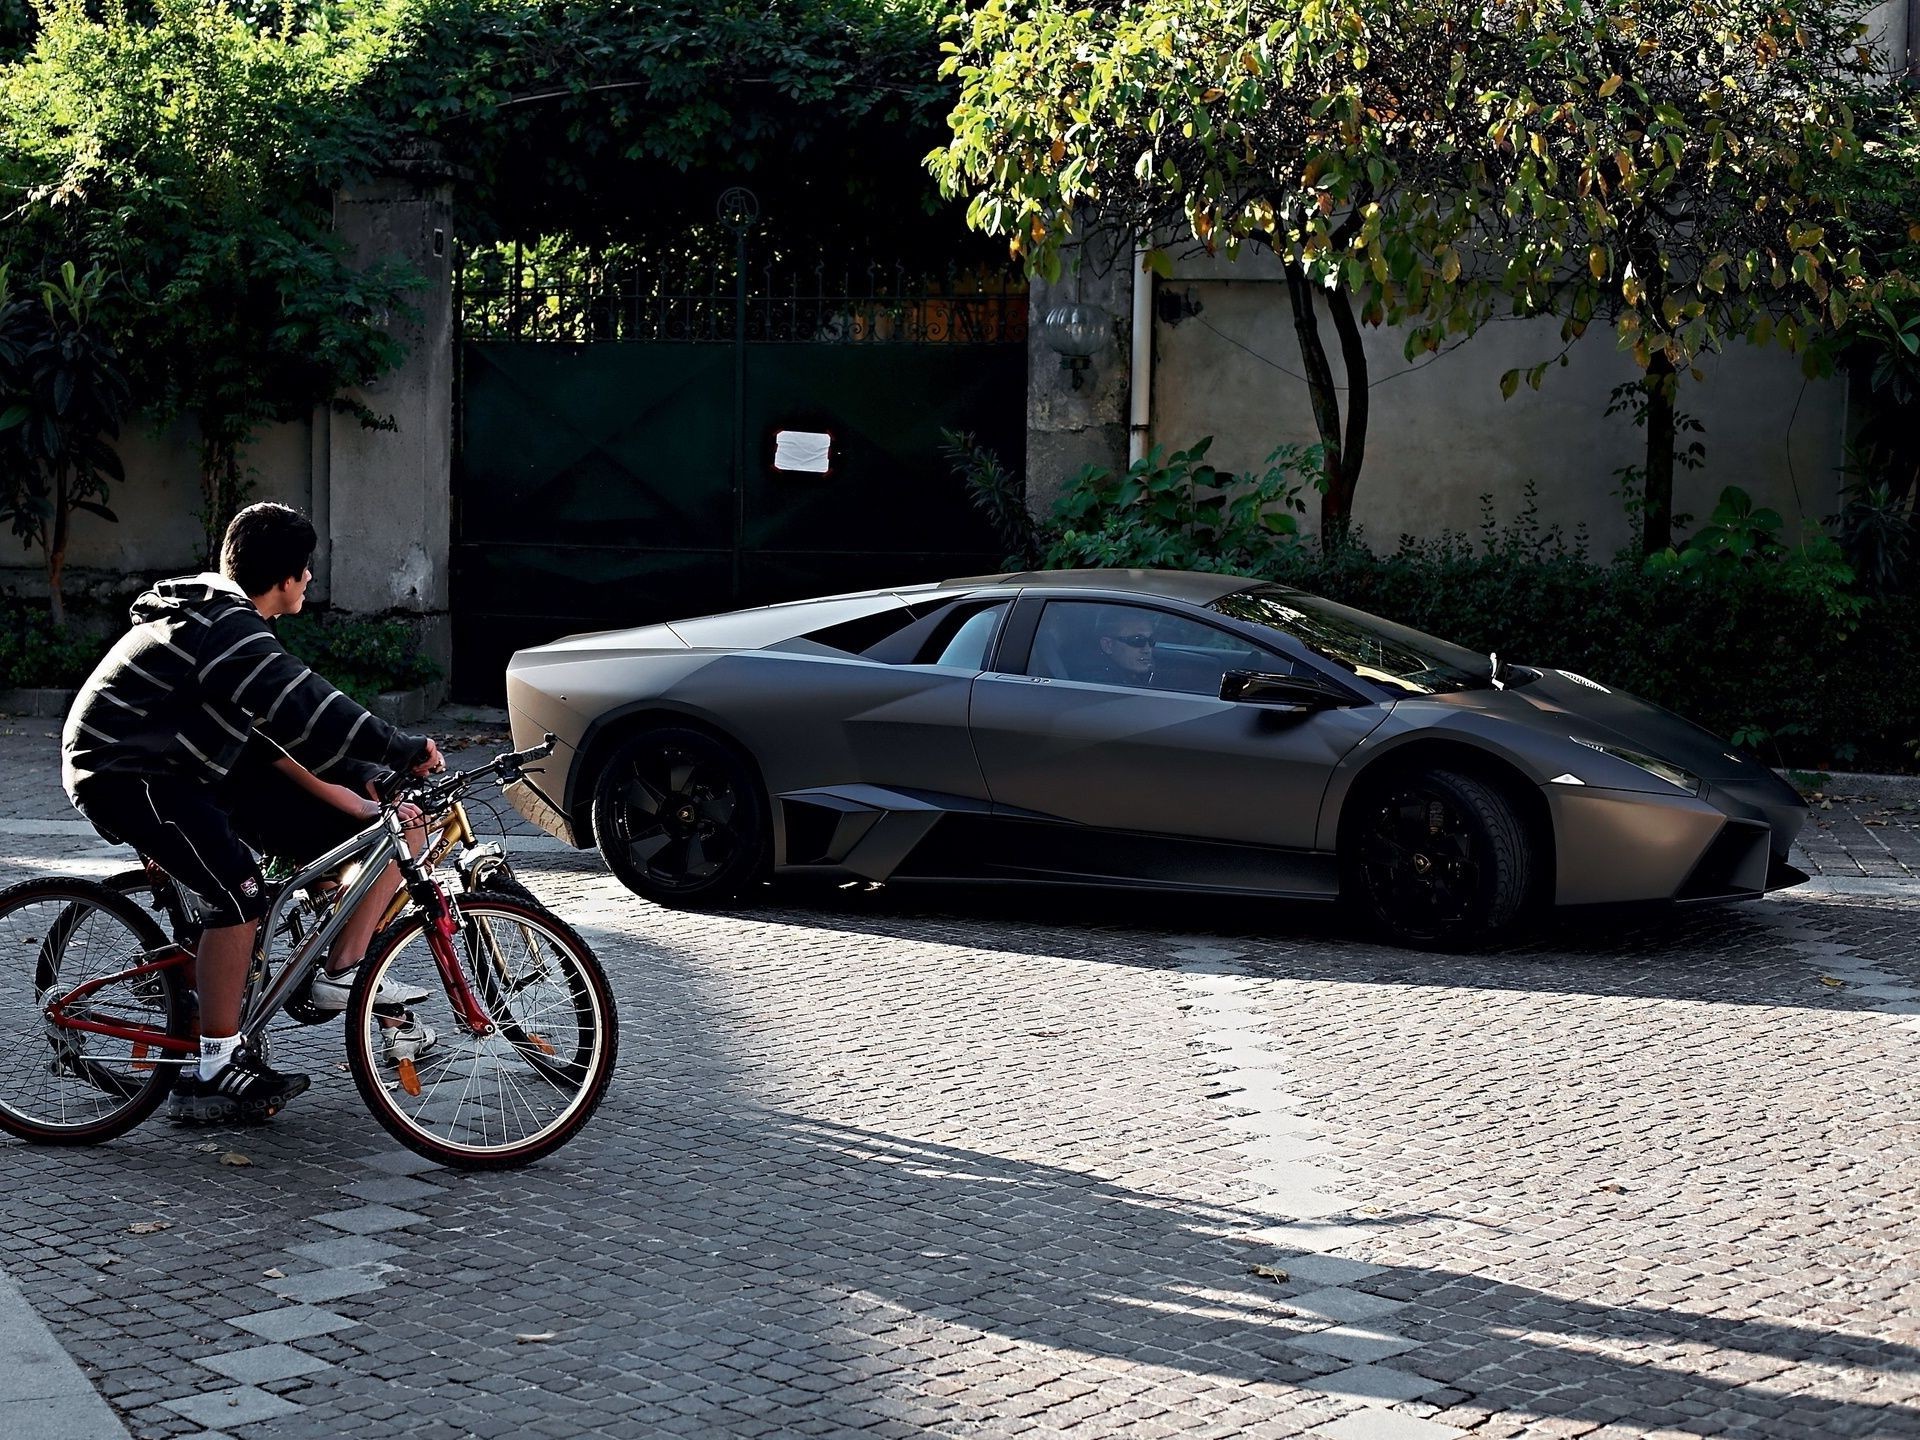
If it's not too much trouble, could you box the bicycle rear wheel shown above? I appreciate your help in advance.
[0,878,190,1144]
[345,895,616,1169]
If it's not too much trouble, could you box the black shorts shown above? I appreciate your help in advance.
[73,760,367,928]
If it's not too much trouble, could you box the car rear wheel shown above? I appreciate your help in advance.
[1345,768,1532,948]
[592,726,768,908]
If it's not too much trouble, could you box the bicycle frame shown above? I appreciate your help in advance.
[374,799,495,931]
[46,808,499,1060]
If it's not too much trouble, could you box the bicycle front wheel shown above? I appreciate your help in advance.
[345,896,616,1169]
[0,878,189,1144]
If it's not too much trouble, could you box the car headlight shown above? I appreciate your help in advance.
[1569,737,1703,795]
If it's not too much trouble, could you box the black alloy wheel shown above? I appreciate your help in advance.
[592,726,768,907]
[1347,768,1531,948]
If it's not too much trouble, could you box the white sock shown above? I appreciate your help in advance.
[199,1034,243,1081]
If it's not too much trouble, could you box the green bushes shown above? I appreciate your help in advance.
[1266,535,1919,772]
[0,597,108,688]
[279,612,440,708]
[0,596,439,706]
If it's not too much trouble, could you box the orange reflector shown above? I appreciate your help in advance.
[395,1058,421,1096]
[131,1042,152,1072]
[528,1034,556,1055]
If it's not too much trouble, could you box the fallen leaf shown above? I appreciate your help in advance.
[219,1151,252,1167]
[93,1253,121,1268]
[262,1268,285,1279]
[1596,1181,1628,1193]
[127,1220,172,1235]
[195,1142,219,1153]
[1249,1264,1289,1283]
[1819,798,1832,810]
[1862,819,1888,827]
[1028,1030,1063,1038]
[1818,976,1846,988]
[515,1331,558,1343]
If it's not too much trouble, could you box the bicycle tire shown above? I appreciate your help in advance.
[0,877,189,1145]
[345,894,616,1170]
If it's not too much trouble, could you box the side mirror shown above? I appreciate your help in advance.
[1219,669,1349,712]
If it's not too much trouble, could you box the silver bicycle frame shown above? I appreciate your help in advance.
[238,810,415,1047]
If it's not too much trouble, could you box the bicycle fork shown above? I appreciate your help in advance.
[395,818,495,1040]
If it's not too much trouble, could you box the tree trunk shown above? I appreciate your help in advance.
[1284,265,1351,551]
[1325,284,1369,503]
[47,466,68,629]
[1641,352,1677,555]
[200,434,249,567]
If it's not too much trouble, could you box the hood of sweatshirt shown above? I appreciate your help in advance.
[128,572,255,628]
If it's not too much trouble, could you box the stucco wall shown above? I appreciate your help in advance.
[1146,247,1849,553]
[0,415,315,609]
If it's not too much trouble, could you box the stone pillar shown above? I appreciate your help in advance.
[322,154,455,685]
[1026,231,1135,514]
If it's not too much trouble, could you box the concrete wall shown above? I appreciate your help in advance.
[1120,246,1849,554]
[0,416,314,613]
[1027,232,1135,505]
[323,167,455,671]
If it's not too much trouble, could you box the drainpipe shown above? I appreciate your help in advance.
[1128,244,1153,465]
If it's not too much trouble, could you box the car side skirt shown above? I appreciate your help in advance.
[776,787,1340,899]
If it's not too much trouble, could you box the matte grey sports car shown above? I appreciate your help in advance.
[502,568,1807,945]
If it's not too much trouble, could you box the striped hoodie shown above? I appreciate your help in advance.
[62,572,427,798]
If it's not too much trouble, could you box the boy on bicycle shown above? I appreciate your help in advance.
[62,502,444,1124]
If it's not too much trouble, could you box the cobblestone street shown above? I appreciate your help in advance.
[0,720,1915,1439]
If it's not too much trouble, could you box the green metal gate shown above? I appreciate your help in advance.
[451,211,1027,700]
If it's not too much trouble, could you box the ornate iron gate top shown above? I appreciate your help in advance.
[460,243,1028,346]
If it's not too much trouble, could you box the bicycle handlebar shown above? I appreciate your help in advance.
[378,733,556,812]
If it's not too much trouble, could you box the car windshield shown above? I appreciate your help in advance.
[1211,586,1491,695]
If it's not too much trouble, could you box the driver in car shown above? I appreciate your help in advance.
[1091,609,1158,689]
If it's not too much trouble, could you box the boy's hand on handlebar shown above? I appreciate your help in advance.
[361,777,425,828]
[412,739,445,777]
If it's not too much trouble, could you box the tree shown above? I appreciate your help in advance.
[0,263,130,625]
[1467,0,1898,553]
[932,0,1907,554]
[0,0,417,561]
[354,0,964,256]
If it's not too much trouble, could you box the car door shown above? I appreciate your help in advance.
[968,596,1388,857]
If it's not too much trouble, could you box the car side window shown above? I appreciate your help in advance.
[1028,601,1294,696]
[925,602,1009,669]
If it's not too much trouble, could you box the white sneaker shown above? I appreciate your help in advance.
[306,967,432,1015]
[381,1012,439,1066]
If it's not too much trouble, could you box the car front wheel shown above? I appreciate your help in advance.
[1345,768,1533,948]
[592,726,768,908]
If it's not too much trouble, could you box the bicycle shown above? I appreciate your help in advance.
[0,737,617,1170]
[102,765,544,1020]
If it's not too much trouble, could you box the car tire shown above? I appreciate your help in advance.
[1344,767,1532,949]
[592,726,769,908]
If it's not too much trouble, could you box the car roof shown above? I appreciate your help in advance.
[939,568,1263,605]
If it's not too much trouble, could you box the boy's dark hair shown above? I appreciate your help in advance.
[220,503,317,599]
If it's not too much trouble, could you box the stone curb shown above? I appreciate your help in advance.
[0,1265,133,1438]
[0,688,74,719]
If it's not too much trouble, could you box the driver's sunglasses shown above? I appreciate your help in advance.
[1108,633,1155,648]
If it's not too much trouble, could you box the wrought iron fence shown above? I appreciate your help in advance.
[459,249,1028,346]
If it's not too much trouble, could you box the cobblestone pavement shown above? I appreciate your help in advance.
[0,716,1915,1439]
